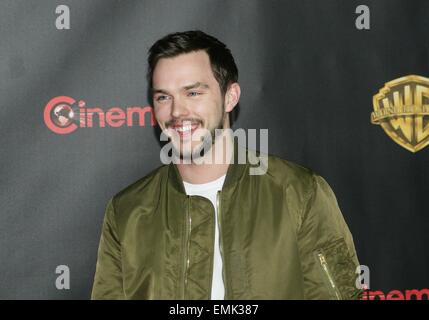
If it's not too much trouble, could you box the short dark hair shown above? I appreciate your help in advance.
[147,30,238,96]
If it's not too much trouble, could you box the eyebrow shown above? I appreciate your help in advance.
[183,82,210,90]
[152,82,210,95]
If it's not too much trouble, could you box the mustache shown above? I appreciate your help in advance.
[165,118,203,127]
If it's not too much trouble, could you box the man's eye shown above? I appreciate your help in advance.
[155,95,169,102]
[188,91,202,97]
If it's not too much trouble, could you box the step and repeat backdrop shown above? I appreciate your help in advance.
[1,0,429,299]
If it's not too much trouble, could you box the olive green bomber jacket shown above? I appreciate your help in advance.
[91,148,362,300]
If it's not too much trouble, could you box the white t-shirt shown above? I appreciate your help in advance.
[183,174,226,300]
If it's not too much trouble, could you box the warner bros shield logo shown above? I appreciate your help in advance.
[371,75,429,153]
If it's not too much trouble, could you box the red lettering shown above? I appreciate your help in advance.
[127,106,157,127]
[405,289,429,300]
[86,107,105,127]
[106,107,125,127]
[386,290,404,300]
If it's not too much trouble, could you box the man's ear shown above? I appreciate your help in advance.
[224,82,241,113]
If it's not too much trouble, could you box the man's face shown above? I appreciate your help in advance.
[152,50,226,159]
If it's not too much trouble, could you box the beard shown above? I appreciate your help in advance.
[174,115,224,162]
[168,105,225,162]
[185,115,224,161]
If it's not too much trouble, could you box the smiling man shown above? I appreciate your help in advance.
[91,30,362,300]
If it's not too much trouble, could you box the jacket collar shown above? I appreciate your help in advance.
[168,139,248,194]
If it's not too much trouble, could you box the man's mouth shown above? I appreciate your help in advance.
[168,122,201,139]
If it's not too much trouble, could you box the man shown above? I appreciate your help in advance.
[91,30,362,300]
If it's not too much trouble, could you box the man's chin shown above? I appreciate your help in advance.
[172,142,211,162]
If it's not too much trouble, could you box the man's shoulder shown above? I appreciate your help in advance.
[268,153,314,179]
[248,148,317,193]
[111,164,168,209]
[257,151,339,214]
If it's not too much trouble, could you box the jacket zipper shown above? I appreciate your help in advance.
[182,196,192,299]
[216,190,227,299]
[317,251,342,300]
[207,196,216,299]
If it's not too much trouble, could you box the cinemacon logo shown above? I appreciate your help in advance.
[44,96,156,134]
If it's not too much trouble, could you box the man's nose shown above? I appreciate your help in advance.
[171,97,189,118]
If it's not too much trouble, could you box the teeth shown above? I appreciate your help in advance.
[175,125,193,132]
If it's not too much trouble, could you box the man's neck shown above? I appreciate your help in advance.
[177,132,233,184]
[178,162,229,184]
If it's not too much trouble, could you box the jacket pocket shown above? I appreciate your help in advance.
[314,238,359,300]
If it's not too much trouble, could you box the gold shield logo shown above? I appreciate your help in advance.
[371,75,429,153]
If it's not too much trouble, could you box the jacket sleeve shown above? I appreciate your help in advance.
[91,198,125,299]
[297,174,362,300]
